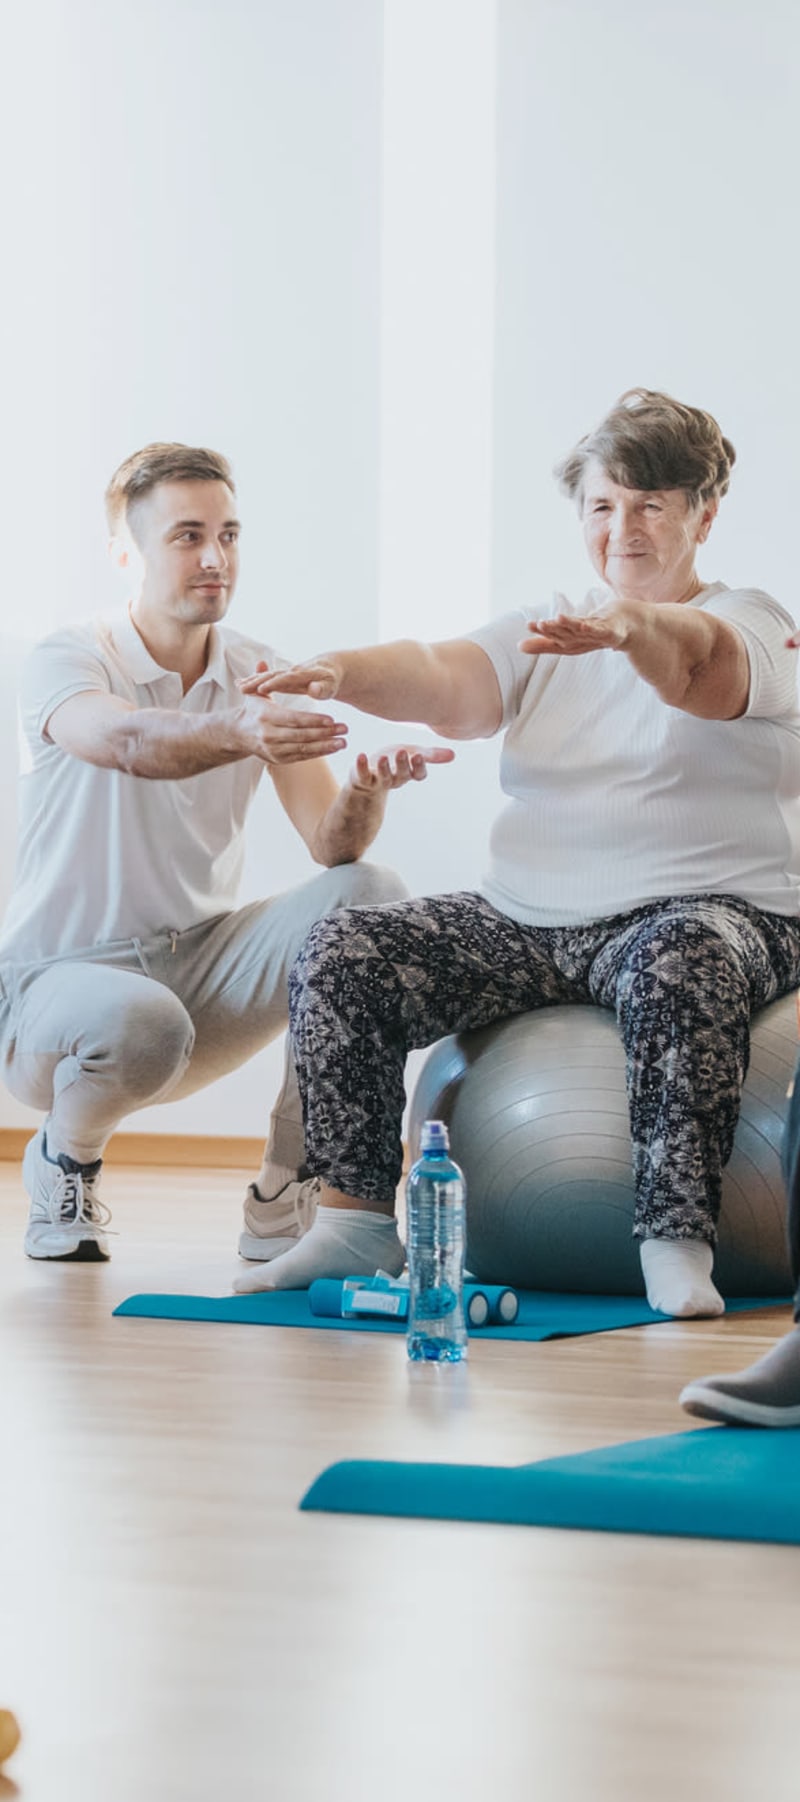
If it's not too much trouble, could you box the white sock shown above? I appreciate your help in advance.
[232,1206,405,1294]
[640,1237,724,1319]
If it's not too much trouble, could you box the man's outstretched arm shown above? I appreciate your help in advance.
[272,742,455,866]
[45,688,349,777]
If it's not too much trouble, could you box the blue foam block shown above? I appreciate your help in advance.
[300,1427,800,1543]
[112,1289,790,1338]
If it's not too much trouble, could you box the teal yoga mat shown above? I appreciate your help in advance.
[112,1289,790,1340]
[300,1427,800,1543]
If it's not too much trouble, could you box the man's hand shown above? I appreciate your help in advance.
[520,602,630,658]
[238,657,344,701]
[234,692,348,765]
[273,739,456,865]
[348,744,455,793]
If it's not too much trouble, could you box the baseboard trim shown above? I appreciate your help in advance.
[0,1129,263,1169]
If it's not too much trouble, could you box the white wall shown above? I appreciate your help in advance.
[492,0,800,619]
[379,0,497,642]
[2,0,388,1136]
[2,0,797,1140]
[0,0,501,1139]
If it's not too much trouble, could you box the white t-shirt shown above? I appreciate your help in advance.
[468,583,800,926]
[0,609,294,963]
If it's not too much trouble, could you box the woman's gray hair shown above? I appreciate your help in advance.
[554,388,736,508]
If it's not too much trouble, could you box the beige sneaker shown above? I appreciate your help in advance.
[238,1177,320,1261]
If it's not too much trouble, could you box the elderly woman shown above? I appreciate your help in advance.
[235,388,800,1318]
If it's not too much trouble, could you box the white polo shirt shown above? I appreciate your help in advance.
[469,582,800,926]
[0,609,292,963]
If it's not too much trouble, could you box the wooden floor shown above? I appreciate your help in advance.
[1,1162,798,1802]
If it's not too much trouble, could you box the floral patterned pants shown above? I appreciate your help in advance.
[288,890,800,1240]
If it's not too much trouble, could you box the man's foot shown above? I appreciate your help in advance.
[233,1205,405,1293]
[680,1326,800,1427]
[238,1177,320,1261]
[639,1236,724,1318]
[23,1127,111,1261]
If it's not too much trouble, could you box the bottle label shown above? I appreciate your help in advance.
[349,1289,408,1318]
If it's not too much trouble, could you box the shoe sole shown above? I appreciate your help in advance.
[238,1231,301,1262]
[25,1239,110,1262]
[680,1382,800,1429]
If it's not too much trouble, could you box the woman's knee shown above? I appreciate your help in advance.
[291,910,370,994]
[624,909,749,1007]
[289,905,411,1042]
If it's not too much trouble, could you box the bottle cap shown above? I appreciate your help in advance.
[419,1119,450,1152]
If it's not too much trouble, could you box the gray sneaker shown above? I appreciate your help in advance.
[238,1177,320,1261]
[23,1127,111,1261]
[679,1326,800,1428]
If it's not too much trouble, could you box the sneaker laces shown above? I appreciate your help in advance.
[46,1167,113,1233]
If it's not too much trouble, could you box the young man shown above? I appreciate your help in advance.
[0,442,451,1263]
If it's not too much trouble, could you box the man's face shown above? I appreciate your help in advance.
[125,479,241,626]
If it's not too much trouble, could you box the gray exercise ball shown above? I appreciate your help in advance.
[408,996,797,1297]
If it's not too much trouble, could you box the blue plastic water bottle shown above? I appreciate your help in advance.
[406,1119,468,1363]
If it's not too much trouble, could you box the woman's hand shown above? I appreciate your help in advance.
[520,603,631,657]
[349,745,455,792]
[238,657,343,701]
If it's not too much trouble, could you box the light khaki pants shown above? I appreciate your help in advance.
[0,862,407,1168]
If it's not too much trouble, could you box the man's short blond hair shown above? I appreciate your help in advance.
[105,442,235,534]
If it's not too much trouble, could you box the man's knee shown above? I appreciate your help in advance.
[109,994,195,1088]
[318,860,409,910]
[77,985,195,1094]
[4,975,195,1113]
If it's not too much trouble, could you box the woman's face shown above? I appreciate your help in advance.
[580,459,716,604]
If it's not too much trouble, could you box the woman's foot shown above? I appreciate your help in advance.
[232,1205,405,1293]
[679,1326,800,1426]
[238,1175,319,1261]
[639,1237,724,1318]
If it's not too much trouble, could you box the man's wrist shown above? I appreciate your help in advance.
[223,703,254,758]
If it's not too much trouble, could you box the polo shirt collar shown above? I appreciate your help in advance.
[197,627,229,689]
[109,607,228,691]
